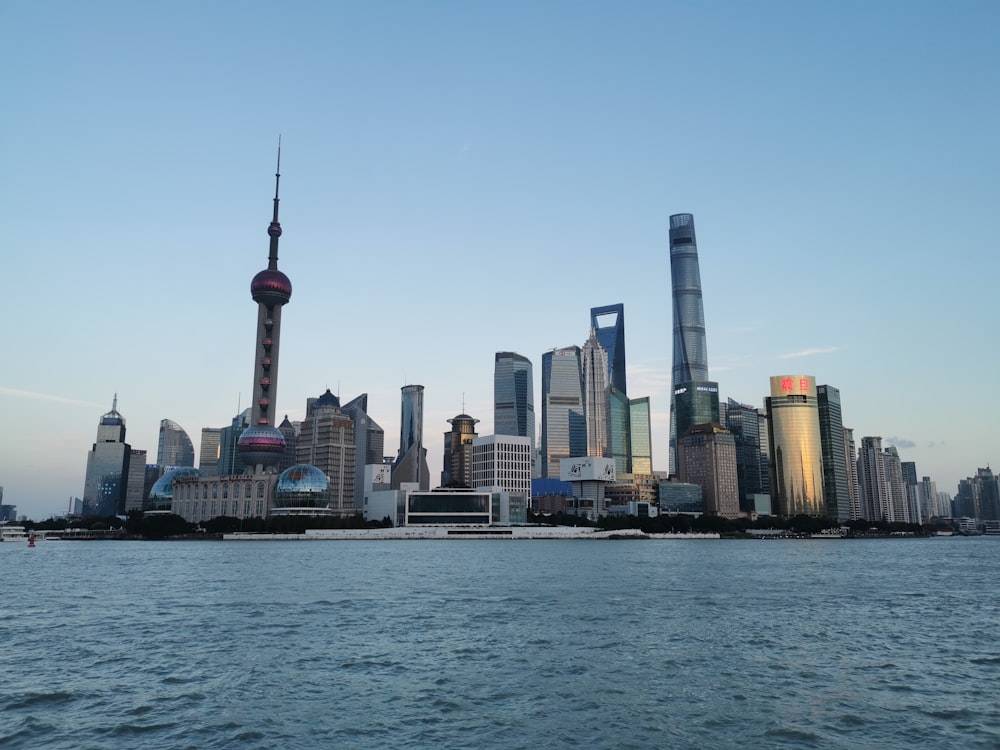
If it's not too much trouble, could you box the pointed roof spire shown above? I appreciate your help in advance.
[267,135,282,269]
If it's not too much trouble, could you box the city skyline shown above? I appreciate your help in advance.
[3,2,998,519]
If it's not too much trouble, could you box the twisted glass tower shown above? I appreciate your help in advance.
[669,213,717,474]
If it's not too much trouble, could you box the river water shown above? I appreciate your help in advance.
[1,537,998,749]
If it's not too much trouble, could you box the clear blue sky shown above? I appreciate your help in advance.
[2,1,997,520]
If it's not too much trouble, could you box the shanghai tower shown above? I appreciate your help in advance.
[668,213,718,474]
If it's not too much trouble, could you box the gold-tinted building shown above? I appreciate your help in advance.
[765,375,825,516]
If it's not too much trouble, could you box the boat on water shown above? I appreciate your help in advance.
[1,525,30,543]
[811,528,848,539]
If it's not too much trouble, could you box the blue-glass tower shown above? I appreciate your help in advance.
[669,213,717,473]
[589,304,626,395]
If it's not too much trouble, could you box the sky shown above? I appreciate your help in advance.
[2,1,998,521]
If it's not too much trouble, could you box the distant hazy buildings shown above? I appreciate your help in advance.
[765,376,825,516]
[493,352,536,474]
[82,397,131,517]
[157,419,195,468]
[392,385,429,491]
[541,346,585,478]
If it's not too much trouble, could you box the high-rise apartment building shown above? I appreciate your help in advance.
[124,448,150,513]
[82,396,131,517]
[157,419,195,468]
[765,375,825,516]
[843,427,860,520]
[816,385,850,521]
[883,446,910,523]
[668,213,713,473]
[857,436,889,521]
[540,346,586,478]
[442,413,479,487]
[493,352,535,474]
[392,385,429,490]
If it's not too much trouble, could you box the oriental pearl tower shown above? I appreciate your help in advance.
[237,144,293,472]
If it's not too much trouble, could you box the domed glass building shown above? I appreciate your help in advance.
[148,467,204,512]
[271,464,333,516]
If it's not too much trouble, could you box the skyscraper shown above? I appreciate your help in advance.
[442,413,479,487]
[157,419,195,468]
[82,396,131,517]
[199,427,222,475]
[724,398,765,509]
[628,397,652,475]
[341,393,385,508]
[297,390,356,516]
[677,423,740,517]
[668,214,717,472]
[392,384,429,490]
[816,385,850,521]
[857,436,889,521]
[236,145,292,473]
[540,346,586,478]
[581,329,610,459]
[493,352,535,473]
[765,375,825,516]
[590,304,627,394]
[843,427,860,520]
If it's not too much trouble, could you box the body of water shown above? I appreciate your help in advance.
[1,537,998,749]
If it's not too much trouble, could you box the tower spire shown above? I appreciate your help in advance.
[267,135,282,270]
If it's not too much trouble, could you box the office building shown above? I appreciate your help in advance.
[765,375,825,516]
[442,413,479,487]
[582,329,610,459]
[725,398,766,510]
[540,346,586,478]
[668,213,711,473]
[297,389,356,516]
[590,303,627,394]
[608,387,632,474]
[342,393,385,509]
[392,385,429,490]
[82,396,131,517]
[277,415,299,472]
[124,449,151,513]
[199,427,222,475]
[157,419,195,468]
[629,397,652,474]
[471,434,532,503]
[493,352,536,474]
[677,423,740,517]
[816,385,851,521]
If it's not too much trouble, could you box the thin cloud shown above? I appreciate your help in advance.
[776,346,842,360]
[0,386,107,409]
[886,437,917,450]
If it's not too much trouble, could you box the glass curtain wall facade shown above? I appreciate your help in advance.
[493,352,536,466]
[541,346,586,479]
[608,387,632,475]
[392,385,429,490]
[669,213,710,473]
[590,304,627,394]
[816,385,851,521]
[157,419,195,468]
[725,398,764,510]
[82,398,131,517]
[629,397,652,475]
[765,375,825,516]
